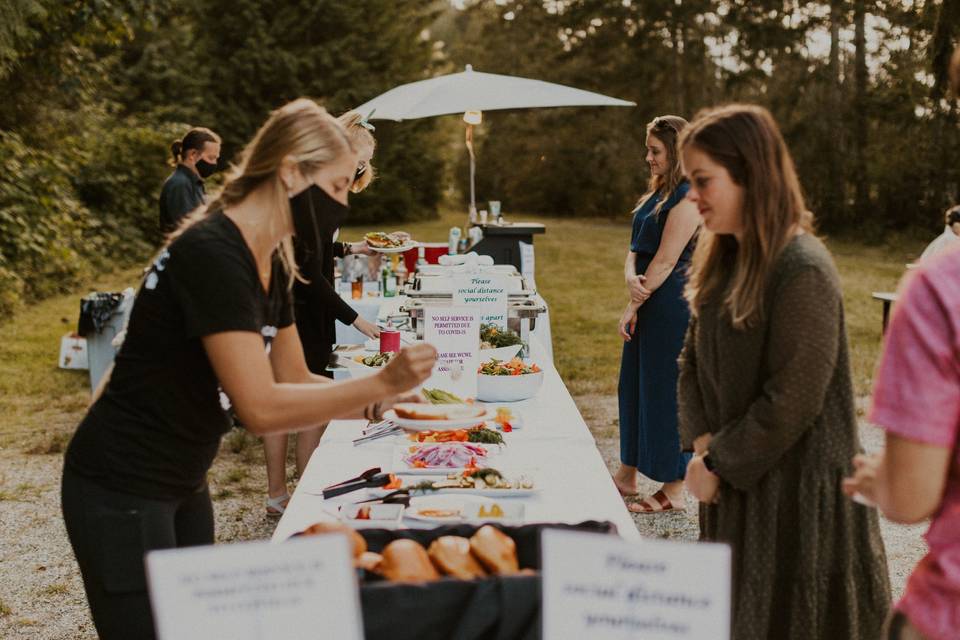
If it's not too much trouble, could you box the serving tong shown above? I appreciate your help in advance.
[352,420,404,446]
[321,472,394,499]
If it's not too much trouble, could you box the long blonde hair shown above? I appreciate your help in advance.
[638,115,688,215]
[680,104,814,329]
[337,111,377,193]
[168,98,354,287]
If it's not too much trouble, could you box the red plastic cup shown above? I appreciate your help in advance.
[403,242,449,273]
[422,242,448,264]
[380,329,400,353]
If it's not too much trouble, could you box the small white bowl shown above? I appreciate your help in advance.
[476,371,544,402]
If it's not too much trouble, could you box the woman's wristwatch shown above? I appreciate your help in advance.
[342,242,352,256]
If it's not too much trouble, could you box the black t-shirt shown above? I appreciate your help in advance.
[66,211,293,499]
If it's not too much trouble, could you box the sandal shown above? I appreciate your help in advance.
[265,493,290,518]
[628,489,683,514]
[612,477,638,497]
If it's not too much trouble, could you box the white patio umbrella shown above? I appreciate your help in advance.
[353,65,635,215]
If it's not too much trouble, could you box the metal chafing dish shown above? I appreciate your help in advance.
[394,264,547,351]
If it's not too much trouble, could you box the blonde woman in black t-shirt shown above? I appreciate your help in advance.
[62,98,437,640]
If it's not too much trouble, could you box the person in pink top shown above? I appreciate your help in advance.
[843,249,960,639]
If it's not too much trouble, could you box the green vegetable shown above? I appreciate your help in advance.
[361,352,392,367]
[480,323,523,348]
[421,388,465,404]
[467,428,505,445]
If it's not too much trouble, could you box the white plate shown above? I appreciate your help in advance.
[338,502,405,529]
[383,407,492,432]
[405,495,525,524]
[391,443,496,475]
[366,241,418,254]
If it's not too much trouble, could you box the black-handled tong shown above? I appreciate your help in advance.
[322,467,381,493]
[322,472,393,499]
[354,489,411,506]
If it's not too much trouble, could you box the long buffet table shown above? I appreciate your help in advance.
[272,334,639,542]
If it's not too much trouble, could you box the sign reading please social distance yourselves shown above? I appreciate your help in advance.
[423,306,480,399]
[452,274,508,329]
[146,535,363,640]
[541,530,731,640]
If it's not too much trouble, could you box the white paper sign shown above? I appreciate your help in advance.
[541,530,731,640]
[519,240,536,289]
[452,274,509,328]
[58,333,89,370]
[146,535,363,640]
[423,306,479,399]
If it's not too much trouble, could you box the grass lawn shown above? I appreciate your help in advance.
[0,211,923,447]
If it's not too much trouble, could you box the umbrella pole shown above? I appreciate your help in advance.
[465,123,477,219]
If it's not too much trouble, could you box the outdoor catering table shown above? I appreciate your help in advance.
[271,354,638,542]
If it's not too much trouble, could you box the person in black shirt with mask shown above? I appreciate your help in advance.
[262,111,386,516]
[158,127,222,233]
[62,98,437,640]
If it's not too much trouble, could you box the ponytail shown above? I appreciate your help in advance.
[168,127,221,167]
[169,140,184,166]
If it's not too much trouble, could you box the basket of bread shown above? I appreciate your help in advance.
[292,520,617,640]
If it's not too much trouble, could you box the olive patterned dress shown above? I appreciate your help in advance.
[677,234,891,639]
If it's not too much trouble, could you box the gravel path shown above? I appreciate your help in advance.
[0,394,928,637]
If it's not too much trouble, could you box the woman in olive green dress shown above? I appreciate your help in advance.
[676,104,890,639]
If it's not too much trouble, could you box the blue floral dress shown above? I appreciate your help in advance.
[618,182,694,481]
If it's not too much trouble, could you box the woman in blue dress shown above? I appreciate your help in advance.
[613,115,701,513]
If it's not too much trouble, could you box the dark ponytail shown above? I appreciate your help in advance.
[169,127,221,166]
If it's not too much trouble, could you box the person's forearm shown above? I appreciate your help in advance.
[873,450,942,524]
[624,252,635,284]
[238,375,392,435]
[641,258,677,293]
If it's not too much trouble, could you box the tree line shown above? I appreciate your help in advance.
[0,0,957,316]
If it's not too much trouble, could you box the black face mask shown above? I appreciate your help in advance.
[289,183,349,254]
[195,158,218,179]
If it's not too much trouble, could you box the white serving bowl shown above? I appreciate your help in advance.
[476,371,544,402]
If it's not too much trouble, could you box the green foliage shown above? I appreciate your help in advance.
[71,118,186,252]
[0,132,94,313]
[188,0,445,222]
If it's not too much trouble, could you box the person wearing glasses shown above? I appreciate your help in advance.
[261,111,394,516]
[612,115,701,513]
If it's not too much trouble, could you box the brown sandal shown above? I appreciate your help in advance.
[612,478,638,497]
[628,489,682,514]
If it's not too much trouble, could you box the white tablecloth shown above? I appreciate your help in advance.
[271,356,639,542]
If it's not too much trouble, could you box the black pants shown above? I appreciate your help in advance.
[61,466,214,640]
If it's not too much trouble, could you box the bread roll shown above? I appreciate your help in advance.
[428,536,488,580]
[379,539,440,583]
[300,522,367,558]
[469,525,519,575]
[356,551,384,573]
